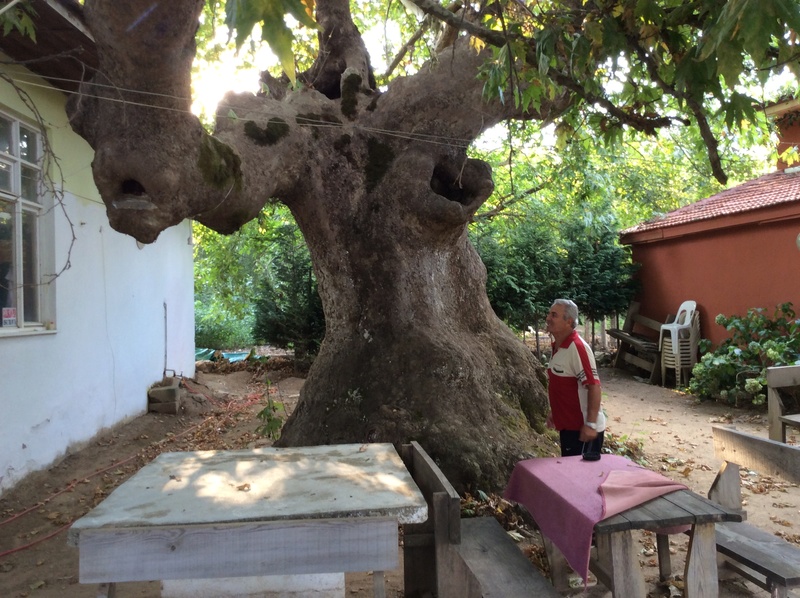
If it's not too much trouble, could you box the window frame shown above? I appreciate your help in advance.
[0,107,53,336]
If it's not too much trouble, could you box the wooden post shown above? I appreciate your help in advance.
[606,531,647,597]
[684,523,719,598]
[766,365,800,442]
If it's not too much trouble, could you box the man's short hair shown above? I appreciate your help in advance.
[553,298,579,329]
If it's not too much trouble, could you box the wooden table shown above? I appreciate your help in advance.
[504,455,741,598]
[68,444,428,597]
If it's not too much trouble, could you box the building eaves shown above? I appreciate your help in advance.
[0,0,96,94]
[621,167,800,237]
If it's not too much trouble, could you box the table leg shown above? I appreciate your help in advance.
[684,523,718,598]
[541,534,572,592]
[656,533,672,581]
[606,531,646,597]
[373,570,386,598]
[97,582,116,598]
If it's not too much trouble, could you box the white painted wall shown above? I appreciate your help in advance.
[0,63,195,494]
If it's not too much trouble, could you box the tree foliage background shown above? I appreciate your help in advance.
[176,0,797,352]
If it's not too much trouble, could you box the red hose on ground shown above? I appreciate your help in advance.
[0,522,72,558]
[0,377,269,559]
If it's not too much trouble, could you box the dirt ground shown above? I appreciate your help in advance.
[0,359,798,597]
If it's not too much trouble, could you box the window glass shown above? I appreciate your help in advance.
[19,126,38,163]
[0,199,14,316]
[0,160,11,193]
[0,117,11,155]
[22,208,38,322]
[21,165,39,202]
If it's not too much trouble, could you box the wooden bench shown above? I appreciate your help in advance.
[767,365,800,442]
[608,301,666,384]
[709,426,800,597]
[399,442,559,598]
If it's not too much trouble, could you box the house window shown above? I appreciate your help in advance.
[0,111,46,332]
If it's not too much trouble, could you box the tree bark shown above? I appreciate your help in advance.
[69,0,565,491]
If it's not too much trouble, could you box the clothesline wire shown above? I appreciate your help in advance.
[10,72,479,150]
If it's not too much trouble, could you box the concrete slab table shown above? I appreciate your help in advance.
[68,443,429,597]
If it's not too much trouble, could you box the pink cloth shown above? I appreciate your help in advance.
[503,454,687,582]
[601,469,688,519]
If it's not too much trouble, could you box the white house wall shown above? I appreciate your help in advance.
[0,63,195,494]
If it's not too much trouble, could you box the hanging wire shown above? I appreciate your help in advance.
[8,71,481,150]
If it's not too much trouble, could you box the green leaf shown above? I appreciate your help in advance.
[715,40,744,89]
[536,27,555,75]
[259,3,297,83]
[224,0,320,85]
[283,0,317,29]
[634,0,663,24]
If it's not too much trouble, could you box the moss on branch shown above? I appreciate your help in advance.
[365,138,395,192]
[198,135,242,192]
[244,118,290,146]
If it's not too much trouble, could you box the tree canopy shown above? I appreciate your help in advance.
[222,0,798,184]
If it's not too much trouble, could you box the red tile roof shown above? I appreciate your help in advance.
[621,167,800,235]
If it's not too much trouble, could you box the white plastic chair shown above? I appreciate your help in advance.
[659,300,697,357]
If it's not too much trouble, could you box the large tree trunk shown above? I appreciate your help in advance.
[68,0,566,491]
[279,147,553,489]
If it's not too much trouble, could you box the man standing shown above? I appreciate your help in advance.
[545,299,606,457]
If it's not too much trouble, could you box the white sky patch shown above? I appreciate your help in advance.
[191,26,278,120]
[361,21,403,76]
[192,19,402,119]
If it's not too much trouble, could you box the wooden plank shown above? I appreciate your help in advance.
[78,517,398,583]
[715,522,800,586]
[656,534,672,581]
[435,539,482,598]
[590,534,613,590]
[622,301,640,333]
[457,517,559,597]
[433,490,459,598]
[661,490,741,523]
[719,558,772,593]
[684,522,719,598]
[606,530,647,597]
[712,426,800,484]
[708,461,745,517]
[622,351,657,373]
[768,385,787,442]
[542,534,572,592]
[96,583,116,598]
[635,314,665,332]
[402,441,460,544]
[766,365,800,389]
[608,330,659,352]
[597,493,694,532]
[398,444,436,598]
[373,570,386,598]
[400,442,461,598]
[610,302,668,380]
[594,511,633,533]
[766,364,800,442]
[780,414,800,427]
[594,490,735,534]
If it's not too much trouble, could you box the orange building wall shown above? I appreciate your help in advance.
[629,217,800,346]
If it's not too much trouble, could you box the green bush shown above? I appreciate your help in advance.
[195,299,255,350]
[252,222,325,358]
[689,302,800,407]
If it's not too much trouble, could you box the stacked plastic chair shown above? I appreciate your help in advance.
[660,302,699,387]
